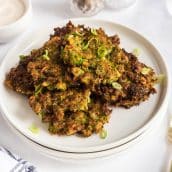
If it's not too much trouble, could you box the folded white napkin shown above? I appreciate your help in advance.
[0,147,37,172]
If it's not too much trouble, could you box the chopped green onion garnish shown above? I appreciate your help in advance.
[28,123,39,134]
[35,85,43,96]
[155,74,165,83]
[132,48,141,56]
[73,30,83,36]
[82,38,98,50]
[141,67,151,75]
[97,46,108,58]
[69,51,83,65]
[112,82,122,90]
[19,55,26,61]
[91,28,97,36]
[82,40,90,50]
[99,129,107,139]
[38,110,45,119]
[43,50,50,60]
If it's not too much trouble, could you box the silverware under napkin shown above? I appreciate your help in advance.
[0,147,37,172]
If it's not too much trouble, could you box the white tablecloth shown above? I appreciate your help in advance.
[0,0,172,171]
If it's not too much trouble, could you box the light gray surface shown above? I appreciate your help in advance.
[0,0,172,171]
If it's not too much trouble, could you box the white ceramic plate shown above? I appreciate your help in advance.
[0,19,170,153]
[2,102,167,161]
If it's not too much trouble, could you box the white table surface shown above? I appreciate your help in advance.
[0,0,172,171]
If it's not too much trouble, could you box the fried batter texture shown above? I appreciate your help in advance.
[5,22,157,137]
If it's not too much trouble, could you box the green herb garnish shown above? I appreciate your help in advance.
[82,40,90,50]
[132,48,141,56]
[97,46,109,58]
[141,67,151,75]
[91,28,97,36]
[38,110,45,119]
[112,82,122,90]
[42,50,50,60]
[82,37,99,50]
[73,30,83,37]
[70,52,83,65]
[35,85,43,96]
[99,129,107,139]
[28,123,39,134]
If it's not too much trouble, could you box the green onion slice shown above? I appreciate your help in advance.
[112,82,122,90]
[91,28,97,36]
[73,30,84,36]
[132,48,141,56]
[82,40,90,50]
[42,50,50,60]
[99,129,107,139]
[28,123,39,134]
[82,38,99,50]
[141,67,151,75]
[97,46,109,58]
[35,85,43,96]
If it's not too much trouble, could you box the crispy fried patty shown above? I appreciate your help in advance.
[5,21,157,137]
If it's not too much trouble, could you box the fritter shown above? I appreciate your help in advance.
[4,21,158,137]
[29,89,111,136]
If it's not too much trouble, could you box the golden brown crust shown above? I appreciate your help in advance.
[4,21,157,137]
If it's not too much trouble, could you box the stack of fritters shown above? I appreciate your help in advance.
[5,22,157,137]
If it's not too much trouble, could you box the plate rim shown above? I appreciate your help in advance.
[1,102,166,160]
[0,18,170,153]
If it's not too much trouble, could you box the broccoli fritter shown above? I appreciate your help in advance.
[29,89,111,136]
[5,56,34,96]
[4,21,158,137]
